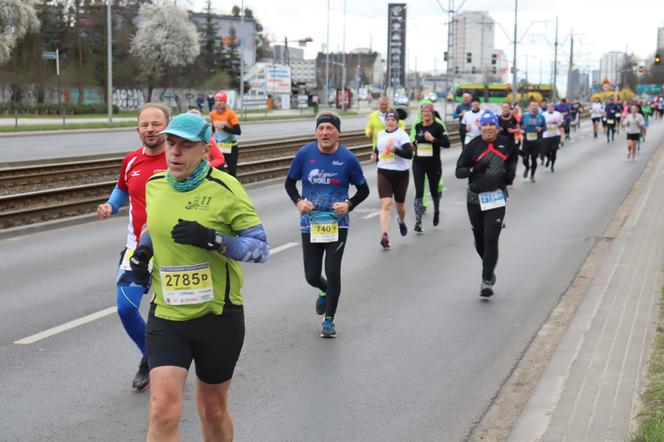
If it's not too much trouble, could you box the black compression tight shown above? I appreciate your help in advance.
[301,229,348,319]
[607,125,616,141]
[226,145,239,177]
[412,160,442,201]
[467,204,505,281]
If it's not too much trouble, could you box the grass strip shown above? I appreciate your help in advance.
[630,290,664,441]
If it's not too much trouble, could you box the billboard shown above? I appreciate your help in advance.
[247,63,291,95]
[266,65,292,94]
[387,4,407,89]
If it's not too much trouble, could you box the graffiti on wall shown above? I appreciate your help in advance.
[113,88,145,110]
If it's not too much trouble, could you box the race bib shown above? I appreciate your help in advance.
[417,143,433,157]
[547,124,559,134]
[479,189,506,211]
[219,142,234,154]
[310,221,339,243]
[607,119,615,125]
[160,263,213,305]
[121,248,153,272]
[526,132,538,141]
[378,149,394,162]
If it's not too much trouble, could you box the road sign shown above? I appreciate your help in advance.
[42,51,57,60]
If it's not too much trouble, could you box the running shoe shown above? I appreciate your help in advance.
[316,291,326,315]
[523,167,529,178]
[530,176,536,183]
[132,358,150,391]
[320,319,336,338]
[398,221,408,237]
[545,158,550,168]
[480,280,494,298]
[433,211,440,226]
[414,222,423,233]
[380,233,390,249]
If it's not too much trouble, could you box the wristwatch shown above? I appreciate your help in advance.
[345,199,353,210]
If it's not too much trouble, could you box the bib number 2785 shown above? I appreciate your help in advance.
[160,263,213,305]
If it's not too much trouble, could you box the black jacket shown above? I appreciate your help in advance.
[455,134,518,204]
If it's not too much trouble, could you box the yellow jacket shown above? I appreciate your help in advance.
[365,111,406,148]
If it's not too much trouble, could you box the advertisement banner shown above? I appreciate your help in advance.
[266,65,291,95]
[387,4,407,89]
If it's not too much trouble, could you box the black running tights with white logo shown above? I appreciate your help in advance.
[467,203,505,281]
[301,229,348,319]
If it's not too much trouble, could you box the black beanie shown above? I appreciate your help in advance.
[316,113,341,132]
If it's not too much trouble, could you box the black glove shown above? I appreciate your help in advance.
[472,155,491,175]
[171,219,218,250]
[129,245,153,283]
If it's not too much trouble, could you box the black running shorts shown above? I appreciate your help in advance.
[146,305,245,384]
[627,133,640,141]
[377,168,410,203]
[521,139,541,157]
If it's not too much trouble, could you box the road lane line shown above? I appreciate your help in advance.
[362,211,381,220]
[14,307,117,345]
[14,241,301,345]
[270,241,299,254]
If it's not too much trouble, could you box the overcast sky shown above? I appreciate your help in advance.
[189,0,664,89]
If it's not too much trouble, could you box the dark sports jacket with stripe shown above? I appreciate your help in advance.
[455,134,518,205]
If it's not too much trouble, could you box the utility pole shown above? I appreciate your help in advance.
[342,0,347,111]
[566,29,574,98]
[552,15,559,101]
[107,0,113,124]
[324,0,330,108]
[511,0,517,107]
[435,0,464,119]
[239,0,245,116]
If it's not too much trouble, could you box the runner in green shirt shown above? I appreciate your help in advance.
[129,112,269,441]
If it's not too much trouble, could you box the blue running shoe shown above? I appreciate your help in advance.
[398,220,408,236]
[320,319,336,338]
[316,291,326,315]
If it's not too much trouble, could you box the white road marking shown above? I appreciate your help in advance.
[362,211,382,220]
[14,307,117,345]
[15,241,301,345]
[270,241,299,254]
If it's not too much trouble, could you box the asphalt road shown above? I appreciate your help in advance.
[0,115,375,163]
[1,119,662,441]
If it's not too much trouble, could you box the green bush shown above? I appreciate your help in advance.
[0,102,119,115]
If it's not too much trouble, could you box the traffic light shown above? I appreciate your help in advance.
[491,54,497,65]
[656,54,662,65]
[466,52,472,63]
[492,66,497,74]
[444,51,448,62]
[471,66,476,74]
[455,66,459,74]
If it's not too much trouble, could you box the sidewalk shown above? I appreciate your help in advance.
[510,141,664,441]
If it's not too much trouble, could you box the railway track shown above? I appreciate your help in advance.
[3,127,456,230]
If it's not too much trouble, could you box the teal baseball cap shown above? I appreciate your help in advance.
[159,113,211,143]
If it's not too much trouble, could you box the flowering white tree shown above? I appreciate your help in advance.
[130,2,200,99]
[0,0,40,64]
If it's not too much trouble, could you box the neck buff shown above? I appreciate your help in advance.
[165,160,210,192]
